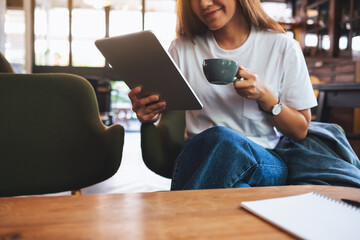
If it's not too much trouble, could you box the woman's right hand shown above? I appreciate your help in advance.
[128,86,166,123]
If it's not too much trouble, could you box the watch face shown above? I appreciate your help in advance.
[272,104,282,115]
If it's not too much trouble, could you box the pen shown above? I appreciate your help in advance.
[341,199,360,208]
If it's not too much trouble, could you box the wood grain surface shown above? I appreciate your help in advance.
[1,185,360,240]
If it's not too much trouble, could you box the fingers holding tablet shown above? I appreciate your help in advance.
[128,86,166,123]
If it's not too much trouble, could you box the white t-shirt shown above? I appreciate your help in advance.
[168,29,317,149]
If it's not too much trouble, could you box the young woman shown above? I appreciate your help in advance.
[128,0,317,190]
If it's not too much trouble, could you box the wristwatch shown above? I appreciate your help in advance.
[260,99,282,116]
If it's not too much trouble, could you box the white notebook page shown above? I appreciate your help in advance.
[241,192,360,240]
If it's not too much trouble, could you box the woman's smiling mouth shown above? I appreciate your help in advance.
[203,8,222,18]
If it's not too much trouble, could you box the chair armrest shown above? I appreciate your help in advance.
[103,124,125,177]
[141,111,186,179]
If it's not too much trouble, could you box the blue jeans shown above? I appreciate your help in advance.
[171,126,287,190]
[273,121,360,187]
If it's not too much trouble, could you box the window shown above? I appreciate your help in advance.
[351,20,360,59]
[321,35,330,50]
[109,1,142,37]
[339,36,349,50]
[339,0,360,59]
[303,0,330,56]
[33,0,177,70]
[305,33,318,47]
[353,36,360,51]
[34,0,69,66]
[4,8,26,72]
[71,0,106,67]
[261,2,293,23]
[301,0,360,59]
[144,0,176,49]
[261,2,301,42]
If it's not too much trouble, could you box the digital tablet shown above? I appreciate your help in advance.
[95,31,203,111]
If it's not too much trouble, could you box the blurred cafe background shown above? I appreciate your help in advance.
[1,0,359,161]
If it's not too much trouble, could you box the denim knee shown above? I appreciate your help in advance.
[195,126,251,147]
[171,126,287,190]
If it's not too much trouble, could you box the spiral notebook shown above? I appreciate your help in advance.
[241,192,360,240]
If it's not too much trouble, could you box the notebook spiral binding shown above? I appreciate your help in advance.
[312,192,360,212]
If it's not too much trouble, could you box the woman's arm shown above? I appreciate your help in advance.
[234,66,311,141]
[257,87,311,141]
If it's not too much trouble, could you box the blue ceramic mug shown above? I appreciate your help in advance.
[202,58,244,85]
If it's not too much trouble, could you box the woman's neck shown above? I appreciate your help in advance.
[213,10,251,50]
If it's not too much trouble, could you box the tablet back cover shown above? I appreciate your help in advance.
[95,31,202,111]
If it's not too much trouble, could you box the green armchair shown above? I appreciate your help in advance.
[0,73,125,197]
[0,52,15,73]
[141,111,186,178]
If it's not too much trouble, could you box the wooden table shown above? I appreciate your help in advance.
[1,185,360,239]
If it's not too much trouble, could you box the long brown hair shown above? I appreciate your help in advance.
[176,0,285,40]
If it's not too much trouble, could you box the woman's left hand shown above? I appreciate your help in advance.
[233,66,268,101]
[233,65,279,112]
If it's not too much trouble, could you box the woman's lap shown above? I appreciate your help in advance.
[171,123,360,190]
[171,126,287,190]
[273,125,360,188]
